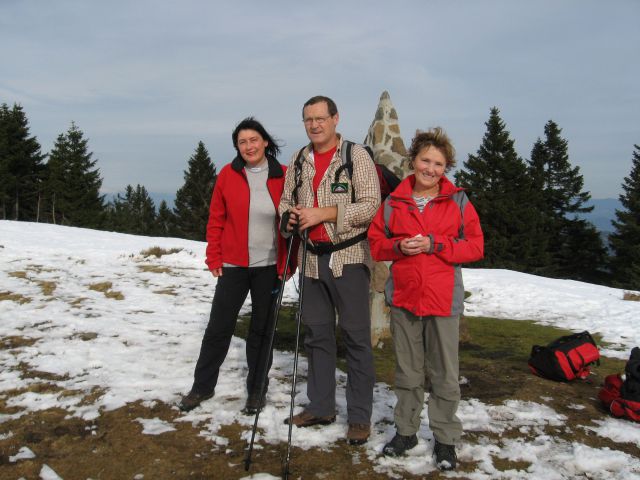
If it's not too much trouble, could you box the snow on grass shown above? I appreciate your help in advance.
[2,220,640,479]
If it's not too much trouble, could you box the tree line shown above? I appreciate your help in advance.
[1,102,638,290]
[0,103,216,241]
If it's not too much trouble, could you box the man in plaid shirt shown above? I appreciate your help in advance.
[279,95,380,445]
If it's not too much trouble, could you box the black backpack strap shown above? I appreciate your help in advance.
[334,140,357,203]
[292,147,305,205]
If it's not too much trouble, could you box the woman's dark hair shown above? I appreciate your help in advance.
[232,117,282,158]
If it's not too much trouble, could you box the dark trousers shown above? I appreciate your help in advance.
[301,256,375,425]
[192,265,278,396]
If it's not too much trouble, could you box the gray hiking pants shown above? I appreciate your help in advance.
[390,306,462,445]
[300,254,375,425]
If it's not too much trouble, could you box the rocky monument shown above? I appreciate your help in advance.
[364,91,411,345]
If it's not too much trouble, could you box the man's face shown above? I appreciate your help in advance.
[302,101,339,151]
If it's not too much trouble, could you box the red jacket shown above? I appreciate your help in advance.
[368,175,484,317]
[205,155,294,276]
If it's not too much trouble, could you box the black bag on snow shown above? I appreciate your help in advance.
[528,331,600,381]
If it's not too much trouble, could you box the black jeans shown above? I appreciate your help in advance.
[192,265,279,396]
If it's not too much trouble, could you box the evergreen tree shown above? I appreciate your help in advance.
[609,145,640,289]
[44,122,105,228]
[0,103,46,221]
[173,141,217,240]
[155,200,176,237]
[528,120,607,282]
[108,184,157,235]
[455,107,548,272]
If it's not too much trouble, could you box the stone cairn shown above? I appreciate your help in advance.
[363,90,471,346]
[364,91,410,346]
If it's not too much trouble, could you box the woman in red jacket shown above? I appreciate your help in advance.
[180,117,292,415]
[368,128,483,471]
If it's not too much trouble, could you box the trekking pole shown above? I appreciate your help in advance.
[244,235,296,471]
[283,229,309,480]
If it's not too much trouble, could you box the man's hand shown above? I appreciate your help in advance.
[289,205,337,231]
[399,234,431,256]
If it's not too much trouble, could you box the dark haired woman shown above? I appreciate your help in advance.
[180,117,293,414]
[368,127,483,470]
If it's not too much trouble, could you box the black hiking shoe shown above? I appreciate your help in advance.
[178,390,214,412]
[382,432,418,457]
[242,393,266,415]
[433,440,457,471]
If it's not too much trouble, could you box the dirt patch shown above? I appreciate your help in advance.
[138,265,172,274]
[8,271,27,279]
[153,288,178,296]
[139,246,183,258]
[88,282,125,301]
[623,291,640,301]
[0,291,31,304]
[0,402,423,480]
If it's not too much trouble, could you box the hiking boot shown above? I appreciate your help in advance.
[284,410,336,427]
[178,390,214,412]
[347,423,370,445]
[242,393,267,415]
[382,432,418,457]
[433,440,457,471]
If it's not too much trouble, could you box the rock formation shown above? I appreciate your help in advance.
[364,91,410,178]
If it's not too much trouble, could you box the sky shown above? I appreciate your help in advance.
[1,0,638,200]
[2,220,640,478]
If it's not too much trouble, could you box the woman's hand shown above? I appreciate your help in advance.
[399,235,431,256]
[211,268,223,277]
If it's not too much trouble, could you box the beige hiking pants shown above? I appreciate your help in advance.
[390,306,462,445]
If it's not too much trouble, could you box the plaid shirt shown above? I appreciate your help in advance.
[278,135,380,278]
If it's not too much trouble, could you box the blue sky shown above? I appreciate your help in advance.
[1,0,638,199]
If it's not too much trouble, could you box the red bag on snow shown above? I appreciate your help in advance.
[528,331,600,381]
[600,347,640,422]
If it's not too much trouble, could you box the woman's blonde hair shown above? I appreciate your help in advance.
[408,127,456,172]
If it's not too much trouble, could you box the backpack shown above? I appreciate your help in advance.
[291,141,401,255]
[292,140,401,205]
[528,331,600,381]
[599,347,640,422]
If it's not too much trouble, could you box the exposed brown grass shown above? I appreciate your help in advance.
[0,291,31,304]
[8,271,27,279]
[139,246,183,258]
[137,265,172,274]
[88,282,124,300]
[153,288,177,296]
[623,291,640,301]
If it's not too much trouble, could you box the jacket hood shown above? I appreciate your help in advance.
[231,154,284,178]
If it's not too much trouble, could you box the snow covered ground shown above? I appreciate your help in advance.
[1,220,639,479]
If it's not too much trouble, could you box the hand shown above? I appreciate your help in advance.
[285,208,299,233]
[290,205,336,232]
[399,235,431,256]
[211,268,223,277]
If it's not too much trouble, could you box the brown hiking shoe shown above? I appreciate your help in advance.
[284,410,336,427]
[347,423,370,445]
[178,390,214,412]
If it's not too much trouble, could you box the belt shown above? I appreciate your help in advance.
[306,232,367,256]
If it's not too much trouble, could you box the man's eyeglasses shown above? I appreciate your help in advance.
[303,115,332,126]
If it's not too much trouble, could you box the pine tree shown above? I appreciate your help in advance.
[609,145,640,290]
[0,103,46,221]
[528,120,607,282]
[44,122,105,228]
[155,200,176,237]
[173,141,217,240]
[108,184,157,235]
[455,107,548,272]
